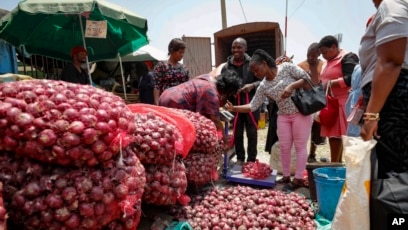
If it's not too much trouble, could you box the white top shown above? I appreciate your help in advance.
[359,0,408,87]
[250,63,311,115]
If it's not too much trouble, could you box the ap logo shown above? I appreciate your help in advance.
[388,214,408,230]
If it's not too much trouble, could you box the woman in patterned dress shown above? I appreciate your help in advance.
[153,38,189,105]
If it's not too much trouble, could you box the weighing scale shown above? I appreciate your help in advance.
[220,110,277,188]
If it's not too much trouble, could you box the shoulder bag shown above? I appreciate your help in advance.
[291,77,326,115]
[319,81,339,126]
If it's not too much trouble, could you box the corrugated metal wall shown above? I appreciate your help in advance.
[182,36,212,79]
[214,22,284,66]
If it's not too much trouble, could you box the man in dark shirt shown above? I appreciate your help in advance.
[221,37,260,164]
[59,46,90,84]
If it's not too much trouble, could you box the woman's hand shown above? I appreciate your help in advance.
[360,120,380,141]
[224,100,234,112]
[280,85,294,99]
[238,83,255,93]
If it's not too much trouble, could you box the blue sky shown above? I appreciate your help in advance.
[1,0,376,65]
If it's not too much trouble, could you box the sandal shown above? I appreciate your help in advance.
[283,178,306,192]
[276,176,291,184]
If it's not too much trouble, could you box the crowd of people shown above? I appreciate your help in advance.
[57,0,407,224]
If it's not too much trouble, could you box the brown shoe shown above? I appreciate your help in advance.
[276,176,291,184]
[283,178,306,192]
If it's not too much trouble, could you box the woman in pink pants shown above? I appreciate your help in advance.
[225,49,318,191]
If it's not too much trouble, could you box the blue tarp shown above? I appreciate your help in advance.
[0,40,18,74]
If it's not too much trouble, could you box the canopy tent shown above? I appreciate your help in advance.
[0,0,149,99]
[105,44,167,62]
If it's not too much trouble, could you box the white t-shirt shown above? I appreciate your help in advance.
[359,0,408,88]
[250,63,310,115]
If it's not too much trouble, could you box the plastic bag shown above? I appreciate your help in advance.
[331,136,376,230]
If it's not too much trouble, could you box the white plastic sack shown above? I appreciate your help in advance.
[331,136,376,230]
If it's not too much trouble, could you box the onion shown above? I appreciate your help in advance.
[37,129,57,147]
[45,194,63,209]
[64,214,80,228]
[80,114,97,127]
[63,108,80,121]
[5,97,27,109]
[67,121,85,134]
[4,136,18,150]
[66,147,81,160]
[24,182,41,197]
[7,107,22,121]
[54,207,71,222]
[0,102,12,116]
[96,109,110,122]
[79,203,94,217]
[91,140,107,154]
[90,186,104,201]
[82,128,98,145]
[52,119,69,133]
[114,184,129,199]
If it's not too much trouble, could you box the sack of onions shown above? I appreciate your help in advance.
[0,182,6,230]
[171,185,316,230]
[143,161,190,206]
[183,152,219,187]
[127,104,196,158]
[0,80,136,167]
[171,109,219,154]
[128,112,183,165]
[0,146,146,229]
[104,199,142,230]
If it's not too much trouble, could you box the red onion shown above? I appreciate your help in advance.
[37,129,57,147]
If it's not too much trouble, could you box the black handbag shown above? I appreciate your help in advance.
[370,141,408,230]
[291,78,326,115]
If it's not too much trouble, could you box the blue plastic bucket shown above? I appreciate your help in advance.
[313,167,346,220]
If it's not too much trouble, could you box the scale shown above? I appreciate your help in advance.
[220,109,277,187]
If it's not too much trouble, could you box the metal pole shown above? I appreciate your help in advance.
[284,0,288,56]
[79,14,93,86]
[220,0,227,29]
[118,53,127,100]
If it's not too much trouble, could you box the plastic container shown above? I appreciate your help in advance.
[165,221,193,230]
[306,162,344,201]
[258,112,266,129]
[313,167,346,221]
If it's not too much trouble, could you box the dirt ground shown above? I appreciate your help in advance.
[254,124,331,164]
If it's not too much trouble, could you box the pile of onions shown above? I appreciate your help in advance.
[172,109,218,154]
[129,113,179,165]
[0,147,146,229]
[242,160,273,179]
[0,182,6,230]
[143,161,189,206]
[171,185,316,229]
[0,80,135,167]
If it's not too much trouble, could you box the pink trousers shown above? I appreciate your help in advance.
[277,113,313,179]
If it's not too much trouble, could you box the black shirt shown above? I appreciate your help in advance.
[59,63,89,85]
